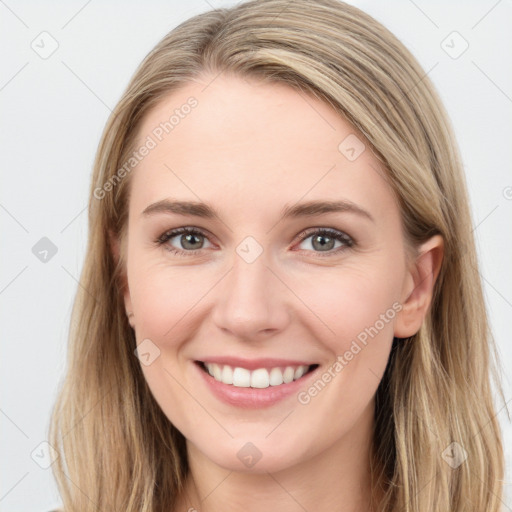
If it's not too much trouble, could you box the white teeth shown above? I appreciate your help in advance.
[232,367,251,387]
[294,366,306,379]
[212,363,222,381]
[221,364,233,384]
[283,366,295,383]
[269,367,284,386]
[251,368,269,388]
[204,362,311,388]
[206,364,214,377]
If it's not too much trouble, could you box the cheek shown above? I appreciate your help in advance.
[294,259,403,346]
[291,259,402,411]
[128,257,214,341]
[289,266,399,435]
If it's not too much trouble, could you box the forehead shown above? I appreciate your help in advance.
[129,73,397,222]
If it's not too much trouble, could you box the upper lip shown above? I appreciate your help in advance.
[196,356,317,371]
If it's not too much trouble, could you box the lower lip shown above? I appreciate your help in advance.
[194,361,319,409]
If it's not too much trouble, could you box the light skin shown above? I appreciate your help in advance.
[115,73,444,511]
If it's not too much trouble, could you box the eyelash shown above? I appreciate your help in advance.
[155,226,355,258]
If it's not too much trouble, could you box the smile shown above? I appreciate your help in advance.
[196,361,319,389]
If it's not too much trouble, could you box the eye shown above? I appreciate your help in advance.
[156,227,213,256]
[155,226,354,258]
[295,227,354,256]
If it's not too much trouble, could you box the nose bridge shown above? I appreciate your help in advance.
[212,239,288,338]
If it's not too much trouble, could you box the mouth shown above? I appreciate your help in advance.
[194,360,320,389]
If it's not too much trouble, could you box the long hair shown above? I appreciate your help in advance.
[48,1,506,510]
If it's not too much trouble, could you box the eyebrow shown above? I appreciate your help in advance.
[141,198,374,223]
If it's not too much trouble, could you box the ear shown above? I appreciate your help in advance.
[394,234,444,338]
[109,229,135,329]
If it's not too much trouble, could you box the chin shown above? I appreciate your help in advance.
[191,437,310,475]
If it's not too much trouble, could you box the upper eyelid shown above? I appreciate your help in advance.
[296,226,353,241]
[161,226,216,243]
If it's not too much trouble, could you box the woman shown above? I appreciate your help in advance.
[48,0,505,510]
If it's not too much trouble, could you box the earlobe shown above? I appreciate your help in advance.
[124,280,135,328]
[394,234,444,339]
[122,274,135,329]
[126,310,135,328]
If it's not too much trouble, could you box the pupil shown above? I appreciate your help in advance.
[313,234,334,251]
[183,234,201,249]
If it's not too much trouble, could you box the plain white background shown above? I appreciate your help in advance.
[1,1,511,510]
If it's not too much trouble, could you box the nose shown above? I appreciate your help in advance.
[211,249,290,341]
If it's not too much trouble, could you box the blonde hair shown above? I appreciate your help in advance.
[49,0,506,510]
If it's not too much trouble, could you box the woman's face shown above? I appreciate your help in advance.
[121,73,430,473]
